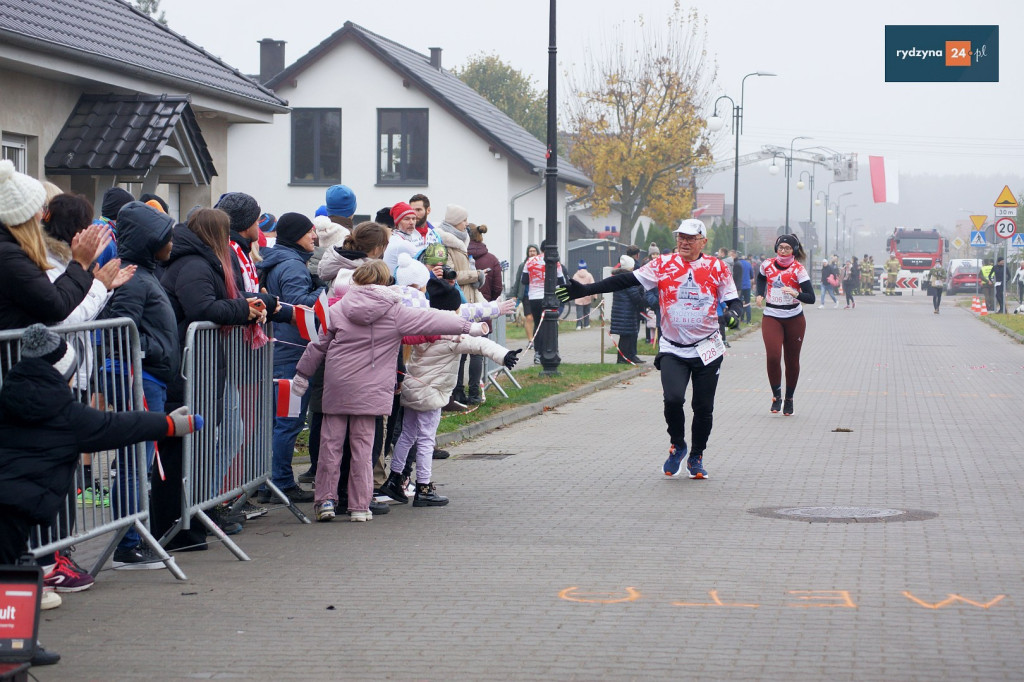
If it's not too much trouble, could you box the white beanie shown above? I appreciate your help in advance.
[0,159,46,227]
[395,252,430,288]
[444,204,468,226]
[314,215,348,251]
[619,254,635,271]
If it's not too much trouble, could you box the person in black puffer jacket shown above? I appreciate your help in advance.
[610,255,646,364]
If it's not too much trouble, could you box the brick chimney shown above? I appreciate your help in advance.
[259,38,286,84]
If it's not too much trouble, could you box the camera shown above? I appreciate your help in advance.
[441,265,457,281]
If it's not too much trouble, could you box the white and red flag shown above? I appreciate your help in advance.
[869,156,899,204]
[692,205,711,217]
[313,289,329,330]
[293,305,318,342]
[274,379,302,418]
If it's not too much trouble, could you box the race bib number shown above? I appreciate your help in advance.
[695,332,725,366]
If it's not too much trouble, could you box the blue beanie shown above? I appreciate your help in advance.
[578,259,587,269]
[325,185,356,217]
[315,204,329,217]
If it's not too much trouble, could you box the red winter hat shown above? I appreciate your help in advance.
[391,201,416,224]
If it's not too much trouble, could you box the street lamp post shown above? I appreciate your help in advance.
[815,189,827,255]
[784,136,811,231]
[841,206,858,253]
[835,192,853,259]
[707,71,776,251]
[538,0,561,374]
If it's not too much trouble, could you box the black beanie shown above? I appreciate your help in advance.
[20,324,77,381]
[101,187,135,221]
[774,234,801,252]
[274,212,314,246]
[215,192,262,234]
[426,277,462,312]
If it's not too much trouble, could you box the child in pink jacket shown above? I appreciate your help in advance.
[379,277,521,507]
[291,261,487,522]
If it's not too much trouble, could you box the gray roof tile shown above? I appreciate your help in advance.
[268,22,590,188]
[0,0,287,112]
[45,94,216,180]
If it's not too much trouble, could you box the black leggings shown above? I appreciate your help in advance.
[932,289,943,311]
[761,313,806,396]
[845,282,856,305]
[658,354,723,457]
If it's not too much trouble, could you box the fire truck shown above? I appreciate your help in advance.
[885,227,947,272]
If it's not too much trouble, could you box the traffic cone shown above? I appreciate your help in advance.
[971,296,981,313]
[980,300,989,316]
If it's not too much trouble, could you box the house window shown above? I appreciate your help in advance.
[2,133,29,173]
[377,109,428,185]
[291,109,341,184]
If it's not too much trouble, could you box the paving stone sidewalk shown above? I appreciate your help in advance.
[36,294,1024,681]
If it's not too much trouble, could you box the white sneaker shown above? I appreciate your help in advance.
[349,510,372,522]
[41,589,62,610]
[834,302,840,309]
[817,305,824,309]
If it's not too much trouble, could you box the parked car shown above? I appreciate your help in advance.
[947,265,980,294]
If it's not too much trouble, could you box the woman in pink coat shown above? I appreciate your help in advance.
[292,260,487,522]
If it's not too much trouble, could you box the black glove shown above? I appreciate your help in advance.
[725,310,740,329]
[556,279,586,303]
[503,348,523,369]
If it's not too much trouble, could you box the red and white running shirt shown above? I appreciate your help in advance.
[524,254,565,300]
[633,253,738,358]
[759,258,810,319]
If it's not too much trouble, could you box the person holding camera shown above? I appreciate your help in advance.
[559,219,742,481]
[755,234,815,416]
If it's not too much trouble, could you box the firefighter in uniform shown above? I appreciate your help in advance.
[884,254,900,295]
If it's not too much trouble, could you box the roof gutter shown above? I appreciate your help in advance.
[509,171,546,291]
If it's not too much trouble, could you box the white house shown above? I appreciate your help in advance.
[0,0,288,216]
[227,22,590,281]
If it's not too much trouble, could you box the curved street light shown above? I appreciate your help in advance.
[784,135,811,231]
[707,71,777,250]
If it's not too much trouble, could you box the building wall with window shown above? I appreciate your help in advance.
[227,39,570,269]
[0,68,82,185]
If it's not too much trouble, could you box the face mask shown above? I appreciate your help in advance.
[776,254,795,267]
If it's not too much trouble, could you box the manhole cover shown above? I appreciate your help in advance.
[749,506,937,523]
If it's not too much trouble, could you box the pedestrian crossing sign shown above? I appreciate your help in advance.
[1012,233,1024,248]
[970,231,987,246]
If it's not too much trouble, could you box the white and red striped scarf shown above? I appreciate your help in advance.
[230,240,259,293]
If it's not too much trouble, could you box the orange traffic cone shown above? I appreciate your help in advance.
[979,300,989,316]
[971,296,981,313]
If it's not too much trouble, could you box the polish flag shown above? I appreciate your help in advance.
[692,204,712,217]
[869,156,899,204]
[313,289,329,330]
[293,305,318,342]
[274,379,302,418]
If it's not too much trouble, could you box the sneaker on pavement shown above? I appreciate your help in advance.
[43,552,94,592]
[770,397,782,413]
[687,454,708,480]
[297,468,316,484]
[112,544,165,570]
[40,589,62,610]
[432,448,451,460]
[30,644,61,666]
[349,510,372,522]
[368,499,390,515]
[663,444,686,477]
[208,505,246,534]
[240,501,268,519]
[256,488,273,505]
[783,398,794,416]
[314,500,336,522]
[281,485,314,503]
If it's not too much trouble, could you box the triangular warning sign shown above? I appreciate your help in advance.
[994,185,1018,207]
[971,231,987,246]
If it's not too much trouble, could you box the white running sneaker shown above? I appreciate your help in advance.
[41,589,62,610]
[349,510,372,522]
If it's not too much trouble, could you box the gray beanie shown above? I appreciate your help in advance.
[215,192,262,234]
[21,324,77,381]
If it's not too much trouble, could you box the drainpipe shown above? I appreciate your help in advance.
[508,170,545,291]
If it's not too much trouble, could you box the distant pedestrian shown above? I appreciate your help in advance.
[842,257,859,309]
[609,254,645,364]
[925,261,947,314]
[817,258,839,308]
[572,259,595,329]
[755,234,814,416]
[991,255,1007,314]
[1012,260,1024,305]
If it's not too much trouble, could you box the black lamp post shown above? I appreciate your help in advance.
[784,135,811,231]
[707,71,776,251]
[538,0,561,375]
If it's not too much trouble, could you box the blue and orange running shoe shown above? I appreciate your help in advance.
[663,445,686,477]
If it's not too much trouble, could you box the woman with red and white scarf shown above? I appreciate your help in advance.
[755,234,815,416]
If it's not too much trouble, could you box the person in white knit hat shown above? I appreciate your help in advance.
[0,159,110,330]
[309,214,349,279]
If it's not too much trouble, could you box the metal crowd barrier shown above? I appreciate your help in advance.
[0,318,183,579]
[172,322,308,562]
[483,308,521,398]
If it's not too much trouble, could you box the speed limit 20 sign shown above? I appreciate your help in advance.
[995,216,1017,239]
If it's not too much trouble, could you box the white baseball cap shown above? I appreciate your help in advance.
[674,219,707,237]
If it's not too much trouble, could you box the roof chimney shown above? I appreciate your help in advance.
[429,47,442,69]
[259,38,286,84]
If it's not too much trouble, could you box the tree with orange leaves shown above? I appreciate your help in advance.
[565,4,715,243]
